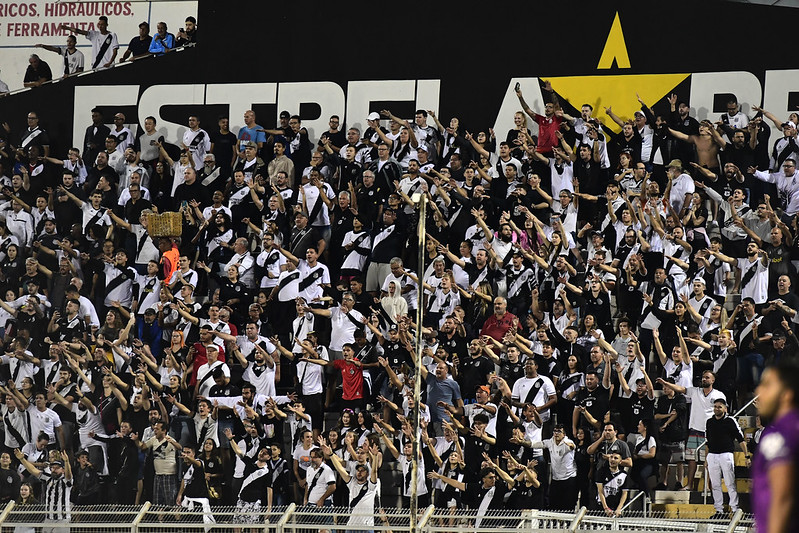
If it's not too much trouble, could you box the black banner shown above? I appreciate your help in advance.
[1,0,798,156]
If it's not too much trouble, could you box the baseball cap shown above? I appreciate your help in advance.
[243,141,257,149]
[367,112,381,121]
[279,111,291,119]
[144,308,157,315]
[416,143,428,152]
[667,159,683,170]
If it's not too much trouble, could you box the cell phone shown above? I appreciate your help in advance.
[181,200,188,210]
[150,140,156,146]
[514,82,520,91]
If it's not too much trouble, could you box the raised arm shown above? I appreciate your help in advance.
[603,106,625,128]
[58,185,84,208]
[667,127,691,142]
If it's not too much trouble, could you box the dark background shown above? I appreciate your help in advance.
[1,0,796,154]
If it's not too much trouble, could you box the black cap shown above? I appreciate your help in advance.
[279,111,291,119]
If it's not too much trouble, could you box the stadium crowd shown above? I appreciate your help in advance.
[1,16,799,528]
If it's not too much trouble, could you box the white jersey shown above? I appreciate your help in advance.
[27,405,62,445]
[302,182,336,227]
[85,30,118,69]
[687,386,726,433]
[256,248,284,288]
[737,257,769,304]
[296,345,328,395]
[346,478,381,527]
[183,128,211,169]
[510,375,556,421]
[80,202,111,234]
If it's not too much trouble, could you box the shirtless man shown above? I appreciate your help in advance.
[667,120,725,174]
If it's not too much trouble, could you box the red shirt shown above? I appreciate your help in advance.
[189,342,226,386]
[534,114,563,154]
[333,359,363,400]
[480,311,518,342]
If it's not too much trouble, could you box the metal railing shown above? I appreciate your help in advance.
[2,43,194,98]
[0,502,755,532]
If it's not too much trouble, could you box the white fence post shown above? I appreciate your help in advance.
[276,502,296,533]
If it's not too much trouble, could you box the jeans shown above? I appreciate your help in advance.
[737,352,764,385]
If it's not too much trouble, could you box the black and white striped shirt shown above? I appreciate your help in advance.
[40,471,72,521]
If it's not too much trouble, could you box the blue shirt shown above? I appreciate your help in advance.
[426,375,462,423]
[148,33,175,55]
[237,126,266,151]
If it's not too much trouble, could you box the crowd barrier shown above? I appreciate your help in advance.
[0,502,754,532]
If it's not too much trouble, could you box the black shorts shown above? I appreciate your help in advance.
[302,393,324,430]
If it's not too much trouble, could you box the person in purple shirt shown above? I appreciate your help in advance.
[753,359,799,533]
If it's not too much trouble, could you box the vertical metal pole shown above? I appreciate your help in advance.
[410,193,427,532]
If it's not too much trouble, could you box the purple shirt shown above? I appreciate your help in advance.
[752,409,799,533]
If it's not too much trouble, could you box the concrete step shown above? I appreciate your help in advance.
[654,490,751,512]
[697,477,752,494]
[653,490,690,504]
[651,503,716,519]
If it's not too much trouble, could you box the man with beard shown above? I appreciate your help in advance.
[659,370,726,491]
[751,360,799,533]
[84,151,118,193]
[456,333,494,403]
[197,153,224,192]
[181,115,210,170]
[709,242,769,305]
[268,140,295,186]
[738,224,794,295]
[751,158,799,219]
[509,358,557,423]
[668,96,700,162]
[638,267,677,363]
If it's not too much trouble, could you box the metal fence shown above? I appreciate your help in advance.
[0,502,755,532]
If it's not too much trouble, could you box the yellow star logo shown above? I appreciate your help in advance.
[550,12,689,132]
[549,73,690,132]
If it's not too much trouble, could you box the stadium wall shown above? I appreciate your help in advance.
[0,0,797,154]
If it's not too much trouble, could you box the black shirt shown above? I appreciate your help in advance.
[174,180,211,209]
[465,480,508,511]
[596,467,629,509]
[210,130,238,175]
[182,459,209,499]
[457,355,494,400]
[24,61,52,83]
[655,392,687,443]
[499,359,524,389]
[575,385,609,426]
[705,415,744,454]
[126,36,153,57]
[623,393,655,433]
[437,332,467,360]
